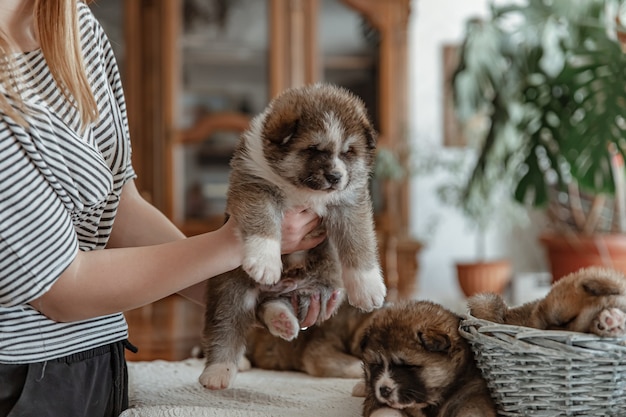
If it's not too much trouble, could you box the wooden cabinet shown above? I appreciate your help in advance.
[94,0,419,360]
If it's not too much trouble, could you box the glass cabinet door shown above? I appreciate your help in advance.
[173,0,269,235]
[319,0,379,131]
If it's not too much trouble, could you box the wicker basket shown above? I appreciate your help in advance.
[459,316,626,416]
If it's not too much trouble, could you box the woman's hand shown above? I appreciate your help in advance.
[280,207,325,254]
[280,207,339,327]
[294,289,343,328]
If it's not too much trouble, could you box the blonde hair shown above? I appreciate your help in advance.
[0,0,98,129]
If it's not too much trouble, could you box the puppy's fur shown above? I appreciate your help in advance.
[469,266,626,336]
[199,84,386,390]
[357,301,496,417]
[247,303,375,379]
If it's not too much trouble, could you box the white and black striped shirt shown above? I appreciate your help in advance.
[0,3,134,363]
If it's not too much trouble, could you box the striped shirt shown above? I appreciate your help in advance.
[0,3,134,363]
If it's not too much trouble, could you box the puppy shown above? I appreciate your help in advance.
[356,300,495,417]
[246,303,376,379]
[199,83,386,390]
[468,266,626,336]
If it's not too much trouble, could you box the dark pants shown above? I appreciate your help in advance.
[0,340,135,417]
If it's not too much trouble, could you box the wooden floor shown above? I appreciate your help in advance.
[124,294,205,361]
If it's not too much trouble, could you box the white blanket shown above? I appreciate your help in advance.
[120,359,363,417]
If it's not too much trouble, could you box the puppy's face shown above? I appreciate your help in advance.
[539,266,626,334]
[260,84,376,193]
[360,301,470,411]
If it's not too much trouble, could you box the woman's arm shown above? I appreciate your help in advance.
[30,215,243,322]
[29,180,326,322]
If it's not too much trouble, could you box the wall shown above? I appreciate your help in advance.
[407,0,548,307]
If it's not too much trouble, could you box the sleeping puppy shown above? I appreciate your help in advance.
[468,266,626,336]
[355,301,496,417]
[247,303,375,379]
[199,83,386,390]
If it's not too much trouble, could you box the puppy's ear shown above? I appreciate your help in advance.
[417,331,451,353]
[362,121,377,150]
[582,279,622,297]
[263,111,300,145]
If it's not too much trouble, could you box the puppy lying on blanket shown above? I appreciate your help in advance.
[469,266,626,336]
[247,303,373,378]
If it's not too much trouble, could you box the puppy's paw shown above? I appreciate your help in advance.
[198,362,238,390]
[351,380,367,397]
[343,267,386,311]
[242,237,282,285]
[259,300,300,341]
[370,408,404,417]
[341,360,365,379]
[238,355,252,372]
[592,308,626,337]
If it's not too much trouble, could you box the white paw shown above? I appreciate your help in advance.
[593,308,626,337]
[198,362,238,390]
[261,300,300,341]
[351,380,366,397]
[242,236,282,285]
[343,360,365,379]
[343,267,386,311]
[370,408,404,417]
[238,355,252,372]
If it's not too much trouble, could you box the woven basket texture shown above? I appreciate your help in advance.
[459,316,626,416]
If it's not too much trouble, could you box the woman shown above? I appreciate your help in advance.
[0,1,339,415]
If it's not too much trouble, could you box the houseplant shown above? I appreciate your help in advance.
[412,146,526,297]
[453,0,626,281]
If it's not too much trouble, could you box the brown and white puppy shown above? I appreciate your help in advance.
[199,84,386,390]
[356,301,496,417]
[468,266,626,336]
[247,303,375,379]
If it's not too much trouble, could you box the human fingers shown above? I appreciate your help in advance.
[281,209,324,254]
[299,293,320,329]
[295,231,326,253]
[323,289,343,320]
[259,279,298,294]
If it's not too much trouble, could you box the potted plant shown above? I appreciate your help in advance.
[453,0,626,281]
[413,145,526,297]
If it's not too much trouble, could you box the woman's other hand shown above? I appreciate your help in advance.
[280,207,325,254]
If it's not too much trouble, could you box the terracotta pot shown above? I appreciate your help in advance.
[455,260,512,298]
[540,232,626,282]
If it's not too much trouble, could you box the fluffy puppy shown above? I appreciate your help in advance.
[468,266,626,336]
[246,303,376,379]
[199,84,386,390]
[356,301,496,417]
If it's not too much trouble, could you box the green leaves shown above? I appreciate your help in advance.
[454,0,626,213]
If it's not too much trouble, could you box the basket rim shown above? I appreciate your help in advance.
[460,314,626,355]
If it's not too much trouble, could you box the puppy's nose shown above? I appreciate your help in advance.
[324,171,342,184]
[379,385,392,399]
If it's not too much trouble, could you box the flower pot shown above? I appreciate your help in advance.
[455,260,512,298]
[539,232,626,282]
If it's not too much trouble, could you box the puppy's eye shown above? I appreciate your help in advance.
[342,147,356,157]
[392,359,414,368]
[366,361,385,379]
[307,145,319,152]
[392,360,421,373]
